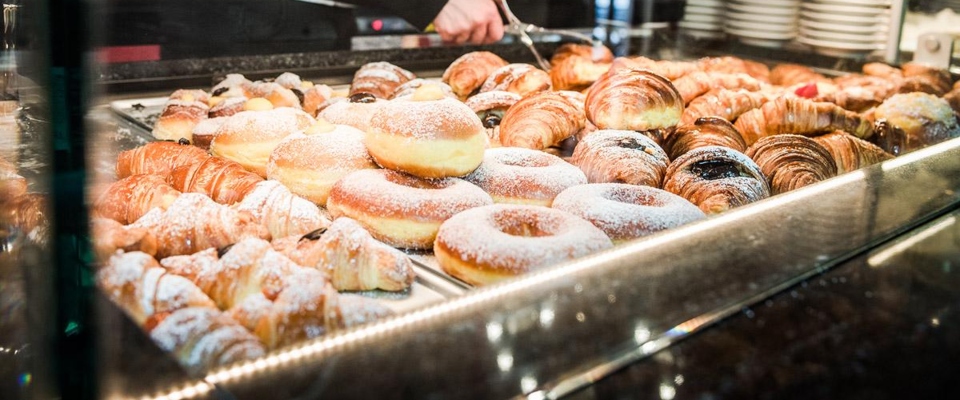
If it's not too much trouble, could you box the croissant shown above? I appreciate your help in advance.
[115,141,209,179]
[0,193,49,241]
[442,51,509,99]
[550,55,612,92]
[944,85,960,114]
[301,83,334,117]
[349,62,416,99]
[679,88,770,126]
[168,156,263,205]
[96,251,217,328]
[671,71,764,105]
[480,63,552,97]
[698,56,770,82]
[734,97,874,145]
[662,117,748,160]
[150,307,266,375]
[550,43,614,67]
[813,131,894,174]
[862,62,903,81]
[869,92,959,153]
[768,64,830,87]
[569,129,669,187]
[0,155,26,200]
[90,217,158,262]
[94,174,181,225]
[584,67,684,140]
[744,135,838,195]
[663,146,770,214]
[898,62,952,96]
[234,180,330,240]
[618,56,698,80]
[152,94,210,143]
[271,217,416,292]
[130,193,268,258]
[499,90,585,150]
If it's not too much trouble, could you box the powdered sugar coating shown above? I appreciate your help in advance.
[317,97,384,131]
[350,62,416,99]
[150,307,219,351]
[390,79,456,100]
[552,183,705,242]
[435,204,612,278]
[208,97,247,118]
[369,97,483,140]
[274,72,303,89]
[464,90,522,113]
[571,130,669,187]
[267,127,375,173]
[213,108,314,145]
[663,145,771,214]
[465,147,587,204]
[234,180,329,239]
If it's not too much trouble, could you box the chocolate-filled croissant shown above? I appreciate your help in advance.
[745,134,838,195]
[663,146,770,214]
[662,117,747,160]
[499,90,585,150]
[813,131,894,174]
[585,67,683,142]
[570,130,669,187]
[734,97,874,145]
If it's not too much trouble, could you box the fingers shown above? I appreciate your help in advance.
[485,19,505,44]
[468,23,489,46]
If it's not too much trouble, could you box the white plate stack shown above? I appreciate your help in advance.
[678,0,725,40]
[723,0,802,48]
[797,0,892,58]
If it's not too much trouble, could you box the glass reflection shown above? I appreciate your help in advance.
[486,321,503,343]
[521,375,539,394]
[539,307,555,328]
[497,352,514,372]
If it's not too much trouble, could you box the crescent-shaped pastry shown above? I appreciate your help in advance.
[662,116,748,160]
[745,134,838,195]
[499,90,585,150]
[663,146,770,214]
[584,67,684,142]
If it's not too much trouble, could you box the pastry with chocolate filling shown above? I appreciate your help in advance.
[480,63,552,97]
[662,117,748,160]
[571,129,669,188]
[873,92,960,153]
[663,146,770,214]
[464,90,522,147]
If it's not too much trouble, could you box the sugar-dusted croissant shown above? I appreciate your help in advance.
[94,174,181,225]
[745,134,838,195]
[813,131,894,174]
[96,251,217,328]
[168,156,263,205]
[570,129,669,187]
[116,141,209,179]
[499,90,584,150]
[234,180,330,240]
[662,117,748,160]
[480,63,552,97]
[130,193,268,258]
[150,307,266,375]
[671,71,764,105]
[679,88,770,126]
[663,146,770,214]
[0,155,26,200]
[734,97,874,145]
[271,217,416,291]
[152,91,210,143]
[349,61,416,99]
[442,51,509,99]
[90,217,158,262]
[618,56,698,80]
[159,238,298,310]
[584,67,683,141]
[768,63,831,87]
[550,55,611,92]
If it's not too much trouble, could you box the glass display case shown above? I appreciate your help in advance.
[4,0,960,399]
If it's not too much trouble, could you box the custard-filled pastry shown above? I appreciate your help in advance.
[734,97,874,145]
[745,134,838,195]
[768,63,831,87]
[209,107,316,177]
[94,174,181,225]
[349,61,416,99]
[442,51,509,99]
[671,71,764,105]
[570,129,669,187]
[873,92,960,153]
[550,43,614,67]
[679,88,770,126]
[499,90,585,150]
[662,116,748,160]
[550,55,612,92]
[464,90,522,147]
[168,156,263,205]
[390,78,456,100]
[813,131,894,174]
[663,146,770,214]
[189,116,228,150]
[480,63,552,97]
[584,67,683,141]
[317,93,384,132]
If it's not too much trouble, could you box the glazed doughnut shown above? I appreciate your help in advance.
[663,145,770,214]
[349,61,416,99]
[570,130,669,187]
[434,204,613,286]
[326,169,493,249]
[209,107,316,177]
[552,183,705,243]
[464,147,586,206]
[317,93,384,132]
[464,90,522,147]
[266,123,379,206]
[189,116,228,150]
[443,51,509,98]
[480,63,552,97]
[365,86,486,178]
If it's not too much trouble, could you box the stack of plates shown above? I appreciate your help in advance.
[797,0,891,58]
[724,0,801,48]
[679,0,725,40]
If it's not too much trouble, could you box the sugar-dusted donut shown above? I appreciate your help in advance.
[464,147,586,206]
[552,183,705,243]
[570,129,669,188]
[326,169,493,249]
[434,204,613,286]
[266,122,379,206]
[209,107,316,177]
[365,85,486,178]
[317,93,384,132]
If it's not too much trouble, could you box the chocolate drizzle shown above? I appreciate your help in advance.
[349,93,377,103]
[689,159,742,180]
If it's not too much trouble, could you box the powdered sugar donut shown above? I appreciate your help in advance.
[326,169,493,249]
[317,93,384,132]
[464,147,587,206]
[570,129,669,187]
[552,183,705,243]
[434,204,613,286]
[209,108,315,177]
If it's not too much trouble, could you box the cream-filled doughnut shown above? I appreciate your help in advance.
[209,108,315,177]
[464,147,587,206]
[552,183,705,243]
[570,129,670,187]
[365,86,486,178]
[434,204,613,286]
[189,116,229,150]
[266,123,379,206]
[326,169,493,249]
[317,93,384,132]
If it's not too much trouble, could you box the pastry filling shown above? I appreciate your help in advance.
[349,92,377,103]
[616,137,647,152]
[482,114,502,129]
[689,159,743,180]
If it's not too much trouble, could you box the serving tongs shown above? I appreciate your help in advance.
[495,0,599,71]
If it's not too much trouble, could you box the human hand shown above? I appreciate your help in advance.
[432,0,505,45]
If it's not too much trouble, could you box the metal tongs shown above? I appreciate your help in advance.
[495,0,599,71]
